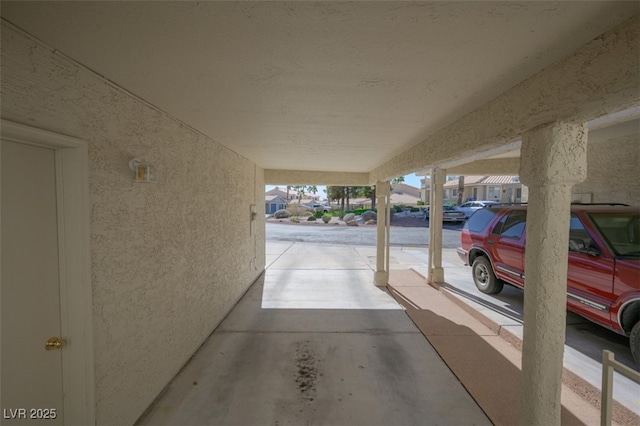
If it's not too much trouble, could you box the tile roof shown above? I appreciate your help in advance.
[444,176,520,187]
[265,195,288,202]
[482,176,521,184]
[391,182,421,197]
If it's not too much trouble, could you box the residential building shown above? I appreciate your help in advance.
[443,176,525,204]
[265,195,288,214]
[420,177,431,205]
[266,186,321,203]
[390,182,422,206]
[349,183,422,209]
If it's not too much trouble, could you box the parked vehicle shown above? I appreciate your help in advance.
[456,204,640,365]
[458,200,500,219]
[425,205,466,222]
[307,203,331,212]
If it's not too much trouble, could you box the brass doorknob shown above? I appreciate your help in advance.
[45,337,67,351]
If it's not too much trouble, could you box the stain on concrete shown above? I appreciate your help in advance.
[294,340,320,403]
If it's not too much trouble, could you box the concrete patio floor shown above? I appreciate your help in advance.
[138,241,490,425]
[137,241,636,425]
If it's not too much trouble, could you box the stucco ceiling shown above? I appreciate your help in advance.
[1,1,638,173]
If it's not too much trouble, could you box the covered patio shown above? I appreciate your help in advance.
[1,2,638,425]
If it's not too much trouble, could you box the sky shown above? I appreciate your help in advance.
[265,173,423,200]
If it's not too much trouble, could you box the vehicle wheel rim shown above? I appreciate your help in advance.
[475,264,489,288]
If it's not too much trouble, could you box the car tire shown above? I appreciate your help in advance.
[472,256,504,294]
[630,321,640,367]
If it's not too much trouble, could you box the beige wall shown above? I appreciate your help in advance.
[1,26,265,425]
[573,134,640,206]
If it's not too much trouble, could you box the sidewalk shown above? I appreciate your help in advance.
[379,245,639,425]
[388,269,604,425]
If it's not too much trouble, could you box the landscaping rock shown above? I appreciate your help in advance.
[361,210,377,221]
[346,220,358,226]
[274,209,291,219]
[364,219,376,225]
[343,213,356,223]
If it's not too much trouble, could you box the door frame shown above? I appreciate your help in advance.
[1,120,95,425]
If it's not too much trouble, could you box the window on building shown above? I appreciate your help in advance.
[487,186,500,200]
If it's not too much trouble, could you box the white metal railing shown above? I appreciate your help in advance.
[600,350,640,426]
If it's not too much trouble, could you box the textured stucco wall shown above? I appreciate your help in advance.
[573,134,640,206]
[1,26,265,425]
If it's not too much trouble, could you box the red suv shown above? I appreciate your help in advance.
[457,204,640,365]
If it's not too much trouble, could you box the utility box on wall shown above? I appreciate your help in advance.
[250,204,256,236]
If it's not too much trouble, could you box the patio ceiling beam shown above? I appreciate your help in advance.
[264,169,370,186]
[445,158,520,176]
[369,14,640,183]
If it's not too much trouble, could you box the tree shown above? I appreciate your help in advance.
[293,185,306,204]
[346,187,351,211]
[362,185,376,210]
[326,186,345,210]
[457,176,465,206]
[327,186,373,211]
[391,176,405,190]
[307,185,318,198]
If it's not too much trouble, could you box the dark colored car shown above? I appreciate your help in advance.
[425,205,466,222]
[457,204,640,365]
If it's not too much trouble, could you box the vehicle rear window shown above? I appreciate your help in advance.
[587,211,640,257]
[465,208,498,233]
[492,210,527,239]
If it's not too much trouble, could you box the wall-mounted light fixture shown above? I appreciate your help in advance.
[129,158,157,183]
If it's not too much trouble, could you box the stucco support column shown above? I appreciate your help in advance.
[519,121,587,425]
[374,181,391,287]
[427,170,436,284]
[428,168,446,285]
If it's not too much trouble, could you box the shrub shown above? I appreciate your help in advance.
[290,216,299,223]
[287,204,312,217]
[410,207,420,212]
[314,210,324,218]
[417,200,425,206]
[307,216,316,221]
[321,215,331,223]
[274,209,291,219]
[394,206,403,213]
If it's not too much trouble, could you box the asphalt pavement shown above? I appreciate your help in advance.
[266,217,463,248]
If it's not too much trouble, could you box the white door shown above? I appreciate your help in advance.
[1,140,64,425]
